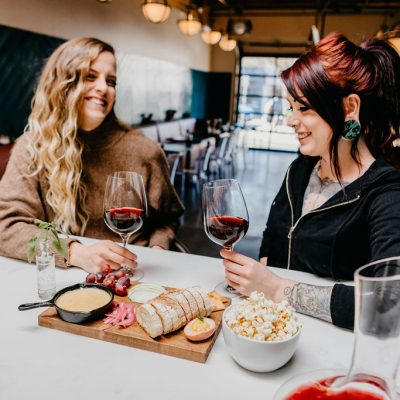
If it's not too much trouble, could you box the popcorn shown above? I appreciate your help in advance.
[224,291,301,342]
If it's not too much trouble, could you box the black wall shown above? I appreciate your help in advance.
[0,25,64,138]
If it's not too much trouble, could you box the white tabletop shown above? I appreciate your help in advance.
[1,237,355,400]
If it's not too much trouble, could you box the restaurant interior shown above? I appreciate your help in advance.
[0,0,399,259]
[1,2,400,400]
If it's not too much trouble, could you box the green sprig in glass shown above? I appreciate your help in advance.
[27,219,68,263]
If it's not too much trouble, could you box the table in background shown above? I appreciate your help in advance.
[2,237,354,400]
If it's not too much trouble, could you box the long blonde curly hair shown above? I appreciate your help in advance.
[26,37,115,235]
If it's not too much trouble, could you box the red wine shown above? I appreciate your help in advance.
[285,377,385,400]
[104,207,143,234]
[206,216,249,248]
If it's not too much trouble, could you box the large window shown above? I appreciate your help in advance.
[237,56,299,152]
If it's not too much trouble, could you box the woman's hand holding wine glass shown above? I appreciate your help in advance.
[68,240,137,274]
[103,171,148,281]
[203,179,249,298]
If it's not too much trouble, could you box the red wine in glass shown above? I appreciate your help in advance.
[285,377,386,400]
[203,179,249,298]
[104,207,144,233]
[103,172,148,281]
[206,216,249,248]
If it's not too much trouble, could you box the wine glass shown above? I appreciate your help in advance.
[103,171,148,281]
[203,179,249,298]
[274,256,400,400]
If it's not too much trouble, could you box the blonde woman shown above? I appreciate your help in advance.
[0,37,184,273]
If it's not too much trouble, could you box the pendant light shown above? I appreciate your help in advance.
[201,25,222,45]
[142,0,171,24]
[219,34,236,51]
[177,8,202,36]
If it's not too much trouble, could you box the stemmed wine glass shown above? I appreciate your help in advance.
[103,171,148,281]
[203,179,249,298]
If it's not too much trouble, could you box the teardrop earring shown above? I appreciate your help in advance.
[342,119,361,140]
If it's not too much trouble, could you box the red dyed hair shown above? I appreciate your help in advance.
[282,32,400,177]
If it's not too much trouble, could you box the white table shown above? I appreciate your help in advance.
[1,237,355,400]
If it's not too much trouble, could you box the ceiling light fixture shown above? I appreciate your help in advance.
[227,19,252,36]
[142,0,171,24]
[201,25,222,45]
[177,8,202,36]
[219,34,236,51]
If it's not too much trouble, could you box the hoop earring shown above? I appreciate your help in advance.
[343,119,361,141]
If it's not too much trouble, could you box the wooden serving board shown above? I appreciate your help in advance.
[38,292,229,363]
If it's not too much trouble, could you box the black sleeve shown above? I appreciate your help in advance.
[330,189,400,330]
[330,284,355,330]
[368,188,400,261]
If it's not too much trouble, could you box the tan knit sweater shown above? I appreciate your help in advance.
[0,120,184,266]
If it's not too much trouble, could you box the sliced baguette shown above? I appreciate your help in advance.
[136,303,163,338]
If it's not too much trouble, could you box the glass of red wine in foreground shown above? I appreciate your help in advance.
[203,179,249,298]
[103,171,147,281]
[274,256,400,400]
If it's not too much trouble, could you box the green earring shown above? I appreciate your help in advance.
[343,119,361,140]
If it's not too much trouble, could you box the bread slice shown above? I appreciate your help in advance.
[151,299,173,334]
[159,295,187,332]
[192,287,214,316]
[136,303,163,338]
[187,287,207,317]
[164,290,192,322]
[182,289,200,319]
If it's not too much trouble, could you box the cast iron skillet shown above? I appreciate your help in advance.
[18,283,114,323]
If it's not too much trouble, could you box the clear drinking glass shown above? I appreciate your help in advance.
[202,179,249,298]
[36,239,56,300]
[103,171,148,281]
[274,256,400,399]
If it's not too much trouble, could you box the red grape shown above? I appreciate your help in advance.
[107,274,116,282]
[114,269,126,279]
[85,273,96,284]
[103,277,116,289]
[96,272,105,283]
[101,264,111,275]
[114,283,128,296]
[117,276,130,289]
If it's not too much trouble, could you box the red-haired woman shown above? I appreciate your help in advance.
[221,33,400,329]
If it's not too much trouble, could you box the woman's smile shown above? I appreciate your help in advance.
[297,131,312,141]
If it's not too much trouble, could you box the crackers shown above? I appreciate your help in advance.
[208,291,230,311]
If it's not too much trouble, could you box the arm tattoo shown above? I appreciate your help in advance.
[283,283,333,323]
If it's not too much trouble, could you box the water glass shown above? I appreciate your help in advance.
[36,240,56,300]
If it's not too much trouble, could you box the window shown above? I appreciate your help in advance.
[237,56,299,152]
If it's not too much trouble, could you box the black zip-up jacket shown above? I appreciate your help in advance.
[260,155,400,329]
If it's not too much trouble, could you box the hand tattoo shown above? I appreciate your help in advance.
[284,283,333,323]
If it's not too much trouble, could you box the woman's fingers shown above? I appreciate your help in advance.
[220,248,254,265]
[92,241,138,270]
[225,269,244,286]
[223,258,249,278]
[104,241,137,261]
[105,250,137,270]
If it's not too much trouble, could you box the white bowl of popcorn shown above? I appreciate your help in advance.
[222,292,302,373]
